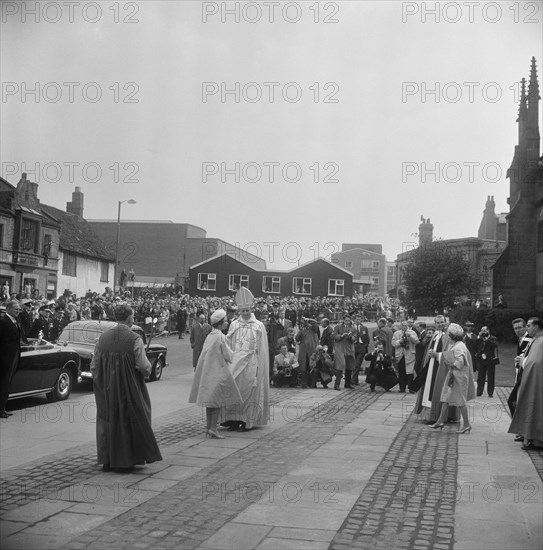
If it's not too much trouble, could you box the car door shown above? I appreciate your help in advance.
[10,343,51,396]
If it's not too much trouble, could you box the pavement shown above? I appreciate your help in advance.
[1,380,542,550]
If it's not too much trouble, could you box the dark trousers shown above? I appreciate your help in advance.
[477,361,495,396]
[0,360,18,412]
[352,345,366,385]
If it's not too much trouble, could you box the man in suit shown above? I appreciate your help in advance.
[318,318,335,358]
[463,321,478,370]
[190,313,211,370]
[19,299,34,337]
[475,326,499,397]
[352,313,370,385]
[0,300,26,418]
[284,303,298,328]
[333,315,357,390]
[372,318,393,356]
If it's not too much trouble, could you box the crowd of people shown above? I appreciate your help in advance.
[1,286,541,458]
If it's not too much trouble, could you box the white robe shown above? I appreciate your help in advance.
[220,314,270,429]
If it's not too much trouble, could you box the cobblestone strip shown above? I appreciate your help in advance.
[496,386,543,481]
[0,390,295,513]
[329,414,458,550]
[60,387,382,549]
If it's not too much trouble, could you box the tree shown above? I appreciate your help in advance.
[402,244,478,314]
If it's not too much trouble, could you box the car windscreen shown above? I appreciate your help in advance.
[59,325,104,345]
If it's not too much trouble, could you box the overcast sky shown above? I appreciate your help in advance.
[2,0,542,270]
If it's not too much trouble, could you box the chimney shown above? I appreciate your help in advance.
[418,217,433,247]
[66,187,84,218]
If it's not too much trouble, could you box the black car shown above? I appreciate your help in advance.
[8,338,81,403]
[58,320,168,382]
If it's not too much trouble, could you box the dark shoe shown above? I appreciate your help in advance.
[227,424,238,431]
[322,384,328,389]
[1,410,12,416]
[522,441,536,451]
[514,435,524,442]
[399,389,406,393]
[0,412,9,419]
[102,464,111,472]
[334,387,340,391]
[488,394,493,398]
[370,387,375,392]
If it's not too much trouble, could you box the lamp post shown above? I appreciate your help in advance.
[115,199,136,293]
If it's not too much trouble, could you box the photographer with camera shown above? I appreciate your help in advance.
[392,320,419,393]
[475,325,499,398]
[309,345,335,389]
[272,344,300,387]
[365,337,397,392]
[333,315,357,390]
[295,317,319,388]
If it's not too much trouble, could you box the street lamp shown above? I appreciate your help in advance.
[115,199,136,293]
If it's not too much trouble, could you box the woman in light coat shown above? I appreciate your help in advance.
[189,309,242,438]
[429,323,476,433]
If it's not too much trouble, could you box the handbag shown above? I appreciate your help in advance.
[447,370,455,388]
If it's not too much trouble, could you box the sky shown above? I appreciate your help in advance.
[2,0,542,270]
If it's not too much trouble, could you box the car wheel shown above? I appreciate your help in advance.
[150,357,164,381]
[47,367,73,402]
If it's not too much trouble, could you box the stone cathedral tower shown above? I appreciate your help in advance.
[492,57,543,309]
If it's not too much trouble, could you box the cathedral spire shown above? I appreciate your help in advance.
[527,56,540,102]
[526,56,540,142]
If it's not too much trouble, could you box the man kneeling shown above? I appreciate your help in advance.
[273,344,300,387]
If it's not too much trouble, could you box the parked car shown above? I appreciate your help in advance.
[58,320,168,382]
[8,338,81,403]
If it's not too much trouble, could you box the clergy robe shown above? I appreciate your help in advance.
[220,314,270,429]
[91,324,162,468]
[508,334,543,446]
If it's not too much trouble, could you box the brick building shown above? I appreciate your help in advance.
[331,244,386,295]
[189,253,353,298]
[88,202,265,291]
[492,57,543,309]
[0,176,113,298]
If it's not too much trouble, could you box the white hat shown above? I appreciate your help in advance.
[235,287,254,309]
[447,323,464,339]
[210,308,226,324]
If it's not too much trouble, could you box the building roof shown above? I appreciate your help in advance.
[41,204,114,262]
[190,252,261,272]
[332,247,384,258]
[190,253,353,276]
